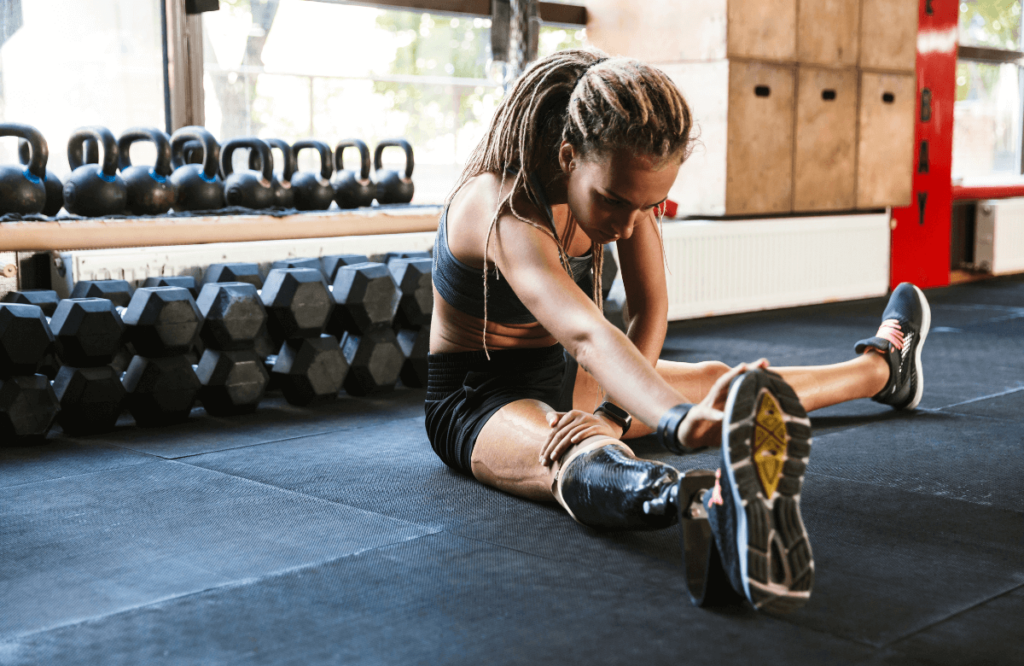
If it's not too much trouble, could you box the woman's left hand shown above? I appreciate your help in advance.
[539,409,622,467]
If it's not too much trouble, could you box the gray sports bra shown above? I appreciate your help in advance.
[432,173,595,325]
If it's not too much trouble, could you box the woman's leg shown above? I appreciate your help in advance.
[570,353,889,439]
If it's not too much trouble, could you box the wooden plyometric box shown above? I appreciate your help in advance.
[856,71,916,208]
[663,60,796,216]
[586,0,796,63]
[797,0,861,67]
[859,0,919,72]
[793,66,858,211]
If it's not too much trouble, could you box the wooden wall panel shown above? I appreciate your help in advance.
[728,0,798,62]
[726,61,796,215]
[797,0,860,67]
[856,71,916,208]
[793,66,858,211]
[859,0,918,72]
[585,0,728,62]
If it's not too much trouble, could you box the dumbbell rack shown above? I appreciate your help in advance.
[0,205,442,298]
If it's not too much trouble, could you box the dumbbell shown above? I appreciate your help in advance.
[327,262,404,395]
[202,263,275,359]
[120,287,203,426]
[2,290,61,379]
[193,282,269,416]
[143,276,199,298]
[70,279,135,372]
[321,254,370,283]
[0,303,60,443]
[387,256,433,330]
[261,267,347,405]
[49,298,126,435]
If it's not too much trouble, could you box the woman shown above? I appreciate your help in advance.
[425,49,930,613]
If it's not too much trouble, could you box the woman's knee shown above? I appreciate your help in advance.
[699,360,731,386]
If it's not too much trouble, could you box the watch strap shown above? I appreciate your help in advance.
[594,401,631,433]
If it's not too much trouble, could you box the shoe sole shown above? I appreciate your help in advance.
[721,370,814,613]
[905,284,931,410]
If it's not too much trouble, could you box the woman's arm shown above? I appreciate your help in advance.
[613,211,668,367]
[491,209,683,430]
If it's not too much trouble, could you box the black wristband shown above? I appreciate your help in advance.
[657,403,694,454]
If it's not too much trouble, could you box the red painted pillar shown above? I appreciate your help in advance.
[889,0,958,289]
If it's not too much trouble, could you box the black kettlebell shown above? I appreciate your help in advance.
[373,139,414,205]
[0,123,48,215]
[332,139,375,209]
[290,140,335,211]
[169,126,224,212]
[249,138,295,209]
[19,137,65,216]
[64,126,127,217]
[220,137,274,210]
[118,127,176,216]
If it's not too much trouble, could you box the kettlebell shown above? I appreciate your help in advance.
[64,126,127,217]
[169,126,224,212]
[290,140,334,211]
[220,137,274,210]
[331,139,375,209]
[18,137,65,216]
[0,124,46,215]
[118,127,176,216]
[373,139,415,205]
[249,138,295,209]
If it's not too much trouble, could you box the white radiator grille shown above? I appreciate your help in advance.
[975,199,1024,275]
[661,214,890,320]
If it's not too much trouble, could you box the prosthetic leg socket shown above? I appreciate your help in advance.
[555,444,681,531]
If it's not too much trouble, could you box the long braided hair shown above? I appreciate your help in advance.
[447,48,695,354]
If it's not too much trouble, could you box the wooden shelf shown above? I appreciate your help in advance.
[0,207,442,252]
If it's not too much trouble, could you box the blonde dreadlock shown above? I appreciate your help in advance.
[447,48,695,354]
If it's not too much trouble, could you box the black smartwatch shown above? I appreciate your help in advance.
[594,401,632,434]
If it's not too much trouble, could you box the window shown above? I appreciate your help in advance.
[203,0,584,204]
[953,1,1024,180]
[0,0,167,178]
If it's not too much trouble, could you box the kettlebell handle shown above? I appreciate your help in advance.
[170,126,221,180]
[250,138,296,182]
[374,139,414,179]
[118,127,173,177]
[292,140,333,180]
[1,123,48,180]
[68,126,119,178]
[334,139,372,181]
[221,138,273,182]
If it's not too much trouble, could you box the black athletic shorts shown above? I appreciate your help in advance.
[424,344,578,475]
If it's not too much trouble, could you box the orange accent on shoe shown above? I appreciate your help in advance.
[709,469,724,506]
[876,319,905,351]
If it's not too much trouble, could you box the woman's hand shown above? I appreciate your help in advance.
[676,359,770,450]
[539,409,622,467]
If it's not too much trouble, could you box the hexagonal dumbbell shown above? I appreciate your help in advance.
[0,303,59,443]
[261,268,335,344]
[272,336,347,406]
[2,289,60,316]
[396,326,429,388]
[340,328,404,396]
[202,262,264,290]
[49,298,126,435]
[387,257,432,329]
[194,282,269,415]
[120,287,202,426]
[70,279,133,308]
[321,254,369,283]
[327,262,399,337]
[143,276,199,298]
[271,257,322,273]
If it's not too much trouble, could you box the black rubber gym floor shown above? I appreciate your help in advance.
[2,276,1023,665]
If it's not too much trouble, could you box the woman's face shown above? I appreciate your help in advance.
[559,143,680,244]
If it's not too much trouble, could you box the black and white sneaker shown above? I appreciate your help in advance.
[703,369,814,613]
[854,282,931,410]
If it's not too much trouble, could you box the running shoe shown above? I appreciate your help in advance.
[703,369,814,613]
[854,282,931,410]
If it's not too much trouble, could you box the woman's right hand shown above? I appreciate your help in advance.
[675,359,769,450]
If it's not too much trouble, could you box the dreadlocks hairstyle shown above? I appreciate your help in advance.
[448,48,695,354]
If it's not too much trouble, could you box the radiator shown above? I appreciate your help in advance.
[974,199,1024,275]
[659,213,891,319]
[47,213,890,321]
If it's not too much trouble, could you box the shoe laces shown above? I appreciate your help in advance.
[709,468,724,506]
[875,319,905,351]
